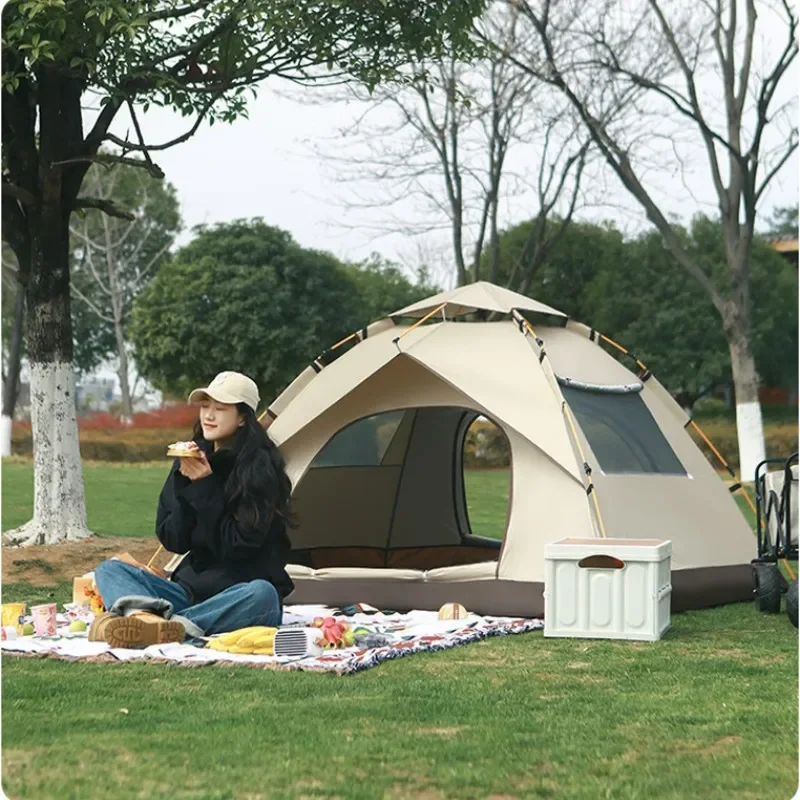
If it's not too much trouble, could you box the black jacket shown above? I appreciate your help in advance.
[155,441,294,604]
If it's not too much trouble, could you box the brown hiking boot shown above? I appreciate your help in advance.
[88,611,185,648]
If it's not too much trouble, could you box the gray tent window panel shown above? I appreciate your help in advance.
[561,386,686,475]
[311,411,406,468]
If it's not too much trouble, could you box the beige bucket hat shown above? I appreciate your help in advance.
[188,371,260,411]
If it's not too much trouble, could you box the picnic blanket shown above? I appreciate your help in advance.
[1,604,543,675]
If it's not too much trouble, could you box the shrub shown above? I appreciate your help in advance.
[11,427,191,462]
[689,421,797,475]
[464,421,510,468]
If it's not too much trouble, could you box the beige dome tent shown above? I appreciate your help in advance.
[263,281,755,616]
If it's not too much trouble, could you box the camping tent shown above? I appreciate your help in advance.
[264,281,755,616]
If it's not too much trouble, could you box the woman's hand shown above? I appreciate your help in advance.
[179,452,212,481]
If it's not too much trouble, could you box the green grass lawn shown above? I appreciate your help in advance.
[2,460,168,537]
[2,461,798,799]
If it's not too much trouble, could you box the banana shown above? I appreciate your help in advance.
[235,627,277,648]
[213,626,261,645]
[205,626,279,653]
[251,646,274,655]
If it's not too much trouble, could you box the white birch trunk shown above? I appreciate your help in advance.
[735,400,766,484]
[0,414,12,457]
[3,362,92,545]
[725,299,767,484]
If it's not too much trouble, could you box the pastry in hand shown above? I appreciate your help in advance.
[166,440,203,458]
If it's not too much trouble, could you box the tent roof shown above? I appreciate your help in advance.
[390,281,566,320]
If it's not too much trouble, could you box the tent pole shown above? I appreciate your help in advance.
[597,333,649,375]
[513,310,609,539]
[562,401,609,539]
[394,302,448,343]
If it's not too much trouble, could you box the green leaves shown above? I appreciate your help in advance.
[129,220,434,399]
[3,0,485,133]
[484,215,798,407]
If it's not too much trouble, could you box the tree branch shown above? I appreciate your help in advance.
[735,0,756,118]
[511,3,725,313]
[142,0,216,22]
[748,0,798,161]
[52,153,165,179]
[79,235,113,297]
[2,182,37,207]
[73,197,136,221]
[755,138,799,204]
[645,0,731,204]
[70,283,115,324]
[103,95,217,151]
[126,100,161,178]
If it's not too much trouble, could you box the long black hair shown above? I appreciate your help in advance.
[192,404,295,532]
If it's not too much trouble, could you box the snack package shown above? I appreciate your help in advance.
[72,576,94,610]
[1,603,26,634]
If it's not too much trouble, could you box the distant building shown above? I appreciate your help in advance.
[75,375,118,413]
[769,237,798,267]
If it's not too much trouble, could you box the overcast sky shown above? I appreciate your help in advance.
[92,3,799,291]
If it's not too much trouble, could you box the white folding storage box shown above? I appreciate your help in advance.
[543,538,672,642]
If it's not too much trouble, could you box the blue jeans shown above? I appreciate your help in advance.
[94,559,282,637]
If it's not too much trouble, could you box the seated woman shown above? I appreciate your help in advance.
[89,371,295,648]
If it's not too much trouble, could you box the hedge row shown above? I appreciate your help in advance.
[10,420,797,472]
[689,421,798,474]
[11,428,191,463]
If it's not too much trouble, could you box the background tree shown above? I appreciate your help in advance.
[491,213,798,412]
[317,4,589,291]
[483,217,626,321]
[1,245,115,455]
[131,220,433,402]
[343,253,439,322]
[1,249,24,456]
[70,162,181,420]
[764,205,798,239]
[1,0,485,546]
[502,0,798,480]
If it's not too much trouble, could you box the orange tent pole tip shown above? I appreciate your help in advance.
[330,331,358,350]
[397,302,448,340]
[689,420,731,470]
[599,333,629,355]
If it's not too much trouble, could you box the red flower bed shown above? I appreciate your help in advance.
[13,404,199,433]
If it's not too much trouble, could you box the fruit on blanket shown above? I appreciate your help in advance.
[205,626,278,655]
[69,620,87,633]
[323,627,340,644]
[21,623,34,636]
[343,630,356,646]
[311,617,325,628]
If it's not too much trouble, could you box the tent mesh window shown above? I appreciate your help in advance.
[561,386,686,475]
[310,411,406,467]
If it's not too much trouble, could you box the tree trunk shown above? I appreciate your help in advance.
[488,194,500,285]
[722,299,766,482]
[115,319,133,422]
[1,286,25,456]
[3,212,92,546]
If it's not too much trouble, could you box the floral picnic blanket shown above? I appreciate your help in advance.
[0,604,543,676]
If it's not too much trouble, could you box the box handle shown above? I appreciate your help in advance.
[577,555,625,569]
[656,584,672,600]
